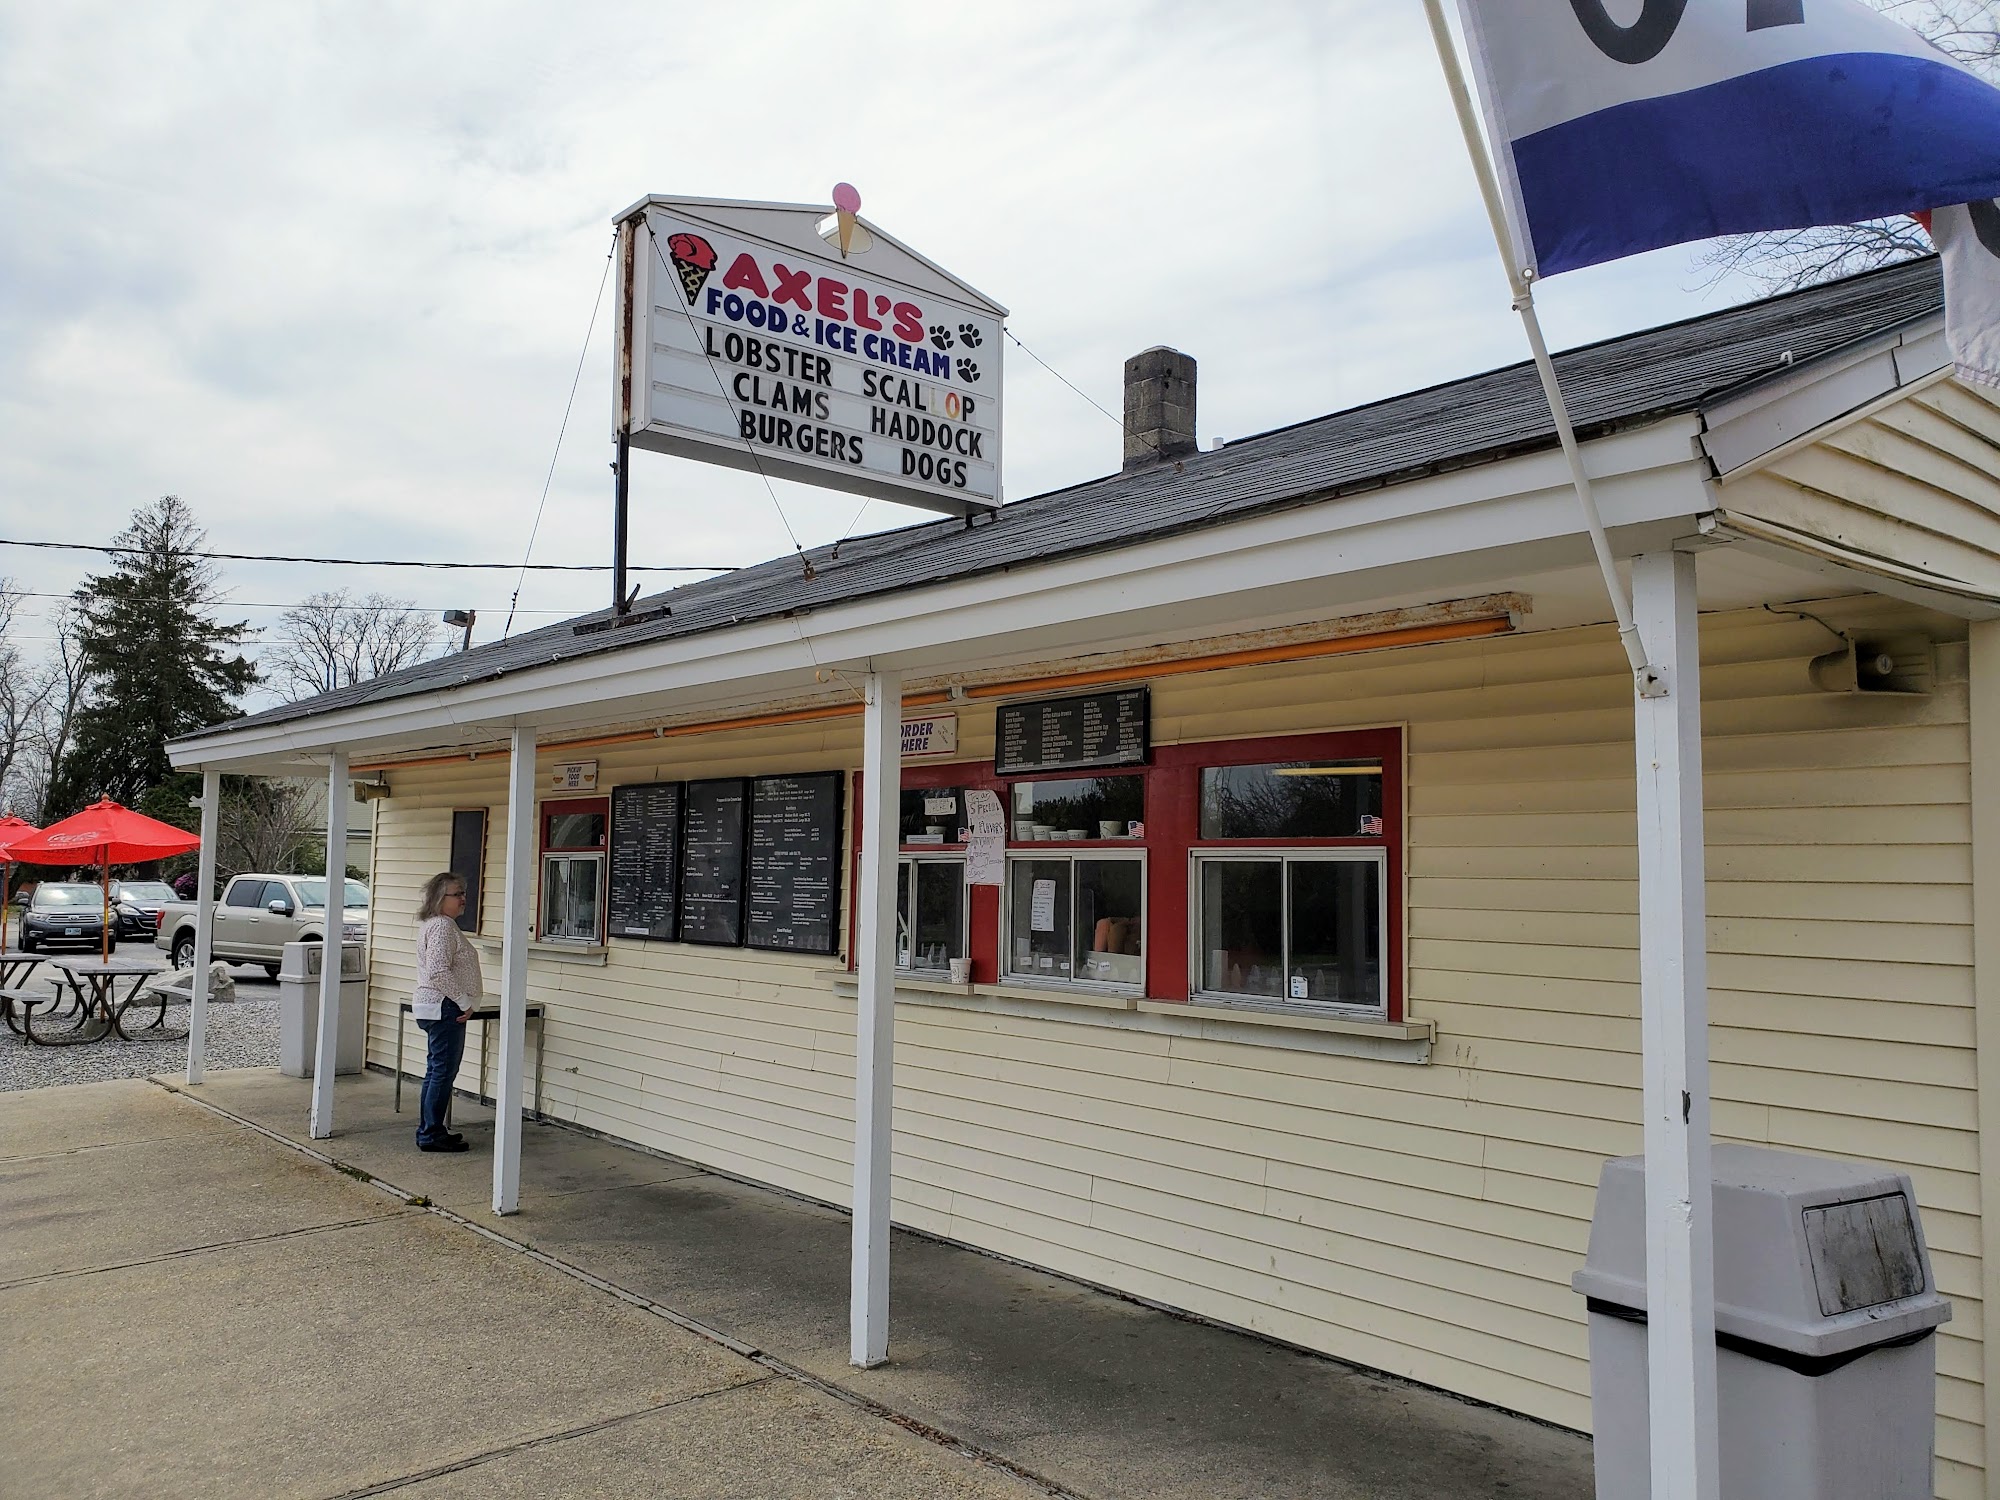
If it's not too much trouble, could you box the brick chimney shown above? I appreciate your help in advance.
[1122,346,1197,471]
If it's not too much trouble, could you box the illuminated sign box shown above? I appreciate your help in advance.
[617,195,1007,519]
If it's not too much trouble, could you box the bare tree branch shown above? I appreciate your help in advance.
[2,603,88,822]
[265,590,442,703]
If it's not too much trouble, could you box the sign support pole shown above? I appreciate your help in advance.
[612,213,640,617]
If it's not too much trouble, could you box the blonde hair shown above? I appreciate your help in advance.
[418,871,466,923]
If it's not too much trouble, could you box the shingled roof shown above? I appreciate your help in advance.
[194,255,1945,740]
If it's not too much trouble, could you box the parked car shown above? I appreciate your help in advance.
[155,873,369,977]
[19,882,115,953]
[111,880,177,939]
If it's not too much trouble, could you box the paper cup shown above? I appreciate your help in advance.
[948,957,972,984]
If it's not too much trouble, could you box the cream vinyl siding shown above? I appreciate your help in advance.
[1721,379,2000,597]
[362,603,1981,1495]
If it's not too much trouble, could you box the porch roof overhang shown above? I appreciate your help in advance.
[171,257,2000,777]
[175,422,1718,775]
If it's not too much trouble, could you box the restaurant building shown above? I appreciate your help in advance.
[173,255,2000,1497]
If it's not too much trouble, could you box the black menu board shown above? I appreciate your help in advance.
[995,687,1150,776]
[608,782,681,940]
[746,772,846,954]
[678,778,748,945]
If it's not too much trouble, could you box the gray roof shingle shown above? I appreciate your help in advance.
[194,255,1944,740]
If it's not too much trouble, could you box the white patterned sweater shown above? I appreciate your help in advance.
[413,914,485,1020]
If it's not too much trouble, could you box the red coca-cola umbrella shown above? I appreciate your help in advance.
[0,816,42,956]
[8,800,203,960]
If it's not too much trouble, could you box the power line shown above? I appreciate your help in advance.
[0,588,572,614]
[1005,327,1171,462]
[0,537,736,573]
[507,242,615,640]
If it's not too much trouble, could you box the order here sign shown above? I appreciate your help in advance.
[617,195,1007,518]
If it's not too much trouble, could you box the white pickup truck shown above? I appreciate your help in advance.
[155,873,370,977]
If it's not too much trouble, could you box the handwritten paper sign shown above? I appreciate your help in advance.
[963,788,1005,887]
[1030,878,1058,932]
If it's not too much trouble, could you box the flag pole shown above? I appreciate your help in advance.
[1419,0,1658,693]
[1422,14,1722,1500]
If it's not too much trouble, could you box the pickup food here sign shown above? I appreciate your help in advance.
[625,200,1003,517]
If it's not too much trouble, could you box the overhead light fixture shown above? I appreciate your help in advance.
[442,608,476,652]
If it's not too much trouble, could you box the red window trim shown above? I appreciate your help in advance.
[538,795,610,943]
[541,796,609,851]
[861,729,1405,1019]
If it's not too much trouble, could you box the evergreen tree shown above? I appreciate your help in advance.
[46,496,257,815]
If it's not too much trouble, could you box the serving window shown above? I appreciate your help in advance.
[539,796,608,944]
[1005,853,1144,989]
[1193,851,1385,1012]
[895,726,1402,1018]
[897,856,967,973]
[900,787,966,847]
[1009,775,1143,843]
[1199,760,1383,840]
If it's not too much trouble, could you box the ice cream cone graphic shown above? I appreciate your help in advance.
[666,233,717,304]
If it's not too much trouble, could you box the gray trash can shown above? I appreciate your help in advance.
[1573,1144,1951,1499]
[277,940,367,1077]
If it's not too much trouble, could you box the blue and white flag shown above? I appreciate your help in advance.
[1456,0,2000,277]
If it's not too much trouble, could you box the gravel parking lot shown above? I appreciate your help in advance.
[0,967,279,1091]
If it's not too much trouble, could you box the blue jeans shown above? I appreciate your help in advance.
[415,1000,466,1144]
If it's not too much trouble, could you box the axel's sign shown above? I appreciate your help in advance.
[615,195,1006,518]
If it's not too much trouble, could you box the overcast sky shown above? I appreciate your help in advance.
[0,0,1769,706]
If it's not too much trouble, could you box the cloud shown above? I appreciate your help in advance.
[0,0,1759,701]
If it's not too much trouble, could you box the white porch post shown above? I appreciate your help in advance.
[1969,620,2000,1480]
[1631,550,1720,1499]
[850,669,901,1367]
[492,723,537,1216]
[308,750,350,1140]
[183,768,221,1084]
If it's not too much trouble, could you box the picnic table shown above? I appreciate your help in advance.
[0,954,46,1040]
[0,953,45,988]
[28,957,178,1045]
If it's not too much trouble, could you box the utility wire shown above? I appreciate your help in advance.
[0,537,734,572]
[0,588,571,614]
[1007,327,1173,462]
[506,243,614,640]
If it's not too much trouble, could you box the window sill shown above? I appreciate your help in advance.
[827,977,1430,1063]
[1137,998,1432,1044]
[835,975,1136,1011]
[469,937,610,966]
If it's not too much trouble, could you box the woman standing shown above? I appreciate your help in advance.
[412,872,483,1152]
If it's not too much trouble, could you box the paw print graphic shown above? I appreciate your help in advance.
[928,325,955,350]
[956,323,983,348]
[955,357,981,383]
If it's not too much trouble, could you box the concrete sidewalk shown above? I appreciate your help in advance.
[1,1071,1593,1498]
